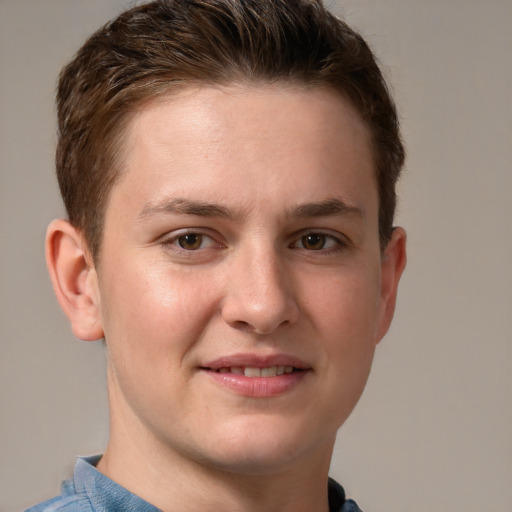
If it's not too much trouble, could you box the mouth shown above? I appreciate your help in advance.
[211,365,303,377]
[199,355,311,397]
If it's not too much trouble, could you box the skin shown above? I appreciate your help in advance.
[47,84,406,512]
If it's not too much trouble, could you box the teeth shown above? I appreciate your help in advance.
[216,365,297,377]
[261,366,277,377]
[244,367,261,377]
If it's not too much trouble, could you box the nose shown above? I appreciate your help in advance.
[221,244,299,335]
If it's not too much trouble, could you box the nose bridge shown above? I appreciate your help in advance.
[221,237,298,334]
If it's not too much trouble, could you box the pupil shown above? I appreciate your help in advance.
[178,233,202,250]
[303,234,325,250]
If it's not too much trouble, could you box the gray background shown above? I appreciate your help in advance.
[1,1,511,511]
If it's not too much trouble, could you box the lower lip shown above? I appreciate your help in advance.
[202,370,308,398]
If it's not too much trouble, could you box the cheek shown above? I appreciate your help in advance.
[99,260,218,371]
[306,273,380,430]
[310,265,381,340]
[309,265,381,392]
[98,262,221,425]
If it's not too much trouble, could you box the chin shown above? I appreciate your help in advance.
[203,445,305,476]
[190,415,335,475]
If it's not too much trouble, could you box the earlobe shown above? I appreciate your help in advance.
[376,226,407,343]
[46,219,104,341]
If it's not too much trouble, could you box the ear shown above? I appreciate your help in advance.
[46,219,104,341]
[376,227,407,343]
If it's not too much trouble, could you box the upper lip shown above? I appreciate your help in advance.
[201,353,311,371]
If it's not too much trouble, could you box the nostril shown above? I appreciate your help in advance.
[232,320,252,332]
[229,318,291,335]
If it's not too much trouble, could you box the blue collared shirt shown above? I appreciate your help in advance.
[26,456,362,511]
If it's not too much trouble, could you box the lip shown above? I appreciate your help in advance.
[199,353,312,398]
[202,353,311,371]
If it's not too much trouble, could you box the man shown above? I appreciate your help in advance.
[28,0,406,510]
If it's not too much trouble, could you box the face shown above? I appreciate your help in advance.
[92,84,400,474]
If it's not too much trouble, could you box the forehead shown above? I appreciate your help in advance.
[110,84,376,218]
[130,83,371,150]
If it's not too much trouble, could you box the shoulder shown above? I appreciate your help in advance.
[25,481,93,512]
[328,477,364,512]
[339,499,364,512]
[25,495,92,512]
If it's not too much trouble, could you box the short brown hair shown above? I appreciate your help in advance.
[56,0,404,261]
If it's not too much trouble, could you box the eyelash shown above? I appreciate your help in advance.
[160,229,348,255]
[160,230,224,253]
[289,231,347,254]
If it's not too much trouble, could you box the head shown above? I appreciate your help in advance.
[46,0,407,496]
[56,0,404,263]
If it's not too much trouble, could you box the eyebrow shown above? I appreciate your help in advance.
[137,198,237,221]
[287,198,363,219]
[137,197,363,222]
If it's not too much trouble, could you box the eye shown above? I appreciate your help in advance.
[177,233,205,250]
[301,233,328,250]
[162,230,222,252]
[291,232,343,251]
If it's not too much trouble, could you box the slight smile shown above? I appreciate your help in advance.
[215,365,297,377]
[199,354,312,397]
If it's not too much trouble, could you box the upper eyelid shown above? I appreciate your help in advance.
[157,227,350,247]
[289,228,349,244]
[160,227,218,240]
[291,234,343,248]
[159,228,226,252]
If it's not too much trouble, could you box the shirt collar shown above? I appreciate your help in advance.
[73,455,160,511]
[72,456,360,512]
